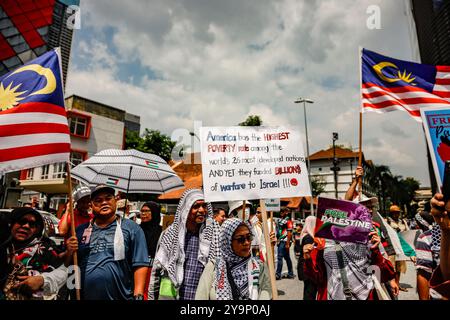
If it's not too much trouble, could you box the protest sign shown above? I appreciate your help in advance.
[199,126,311,202]
[421,106,450,188]
[264,198,280,212]
[315,197,372,244]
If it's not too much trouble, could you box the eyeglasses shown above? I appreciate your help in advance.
[232,234,254,244]
[140,209,151,214]
[192,203,207,210]
[17,217,38,229]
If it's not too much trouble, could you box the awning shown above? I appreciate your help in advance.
[19,178,69,194]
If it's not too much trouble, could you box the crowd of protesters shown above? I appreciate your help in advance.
[1,166,450,300]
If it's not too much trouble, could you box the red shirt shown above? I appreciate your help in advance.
[58,208,92,237]
[303,246,395,300]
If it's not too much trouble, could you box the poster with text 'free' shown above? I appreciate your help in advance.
[421,106,450,188]
[199,126,311,202]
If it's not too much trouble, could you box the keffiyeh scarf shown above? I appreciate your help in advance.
[154,189,219,287]
[323,240,374,300]
[214,218,261,300]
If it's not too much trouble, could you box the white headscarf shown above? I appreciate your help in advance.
[214,218,261,300]
[299,215,317,243]
[154,189,219,287]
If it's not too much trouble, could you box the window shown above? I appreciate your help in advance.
[26,168,34,180]
[69,116,87,136]
[41,165,50,179]
[52,162,66,179]
[70,151,86,168]
[67,111,91,139]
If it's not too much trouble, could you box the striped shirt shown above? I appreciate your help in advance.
[415,227,442,300]
[179,231,205,300]
[416,230,440,275]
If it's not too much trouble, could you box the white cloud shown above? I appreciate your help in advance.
[66,0,430,186]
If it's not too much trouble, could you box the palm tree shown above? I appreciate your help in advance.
[364,164,392,214]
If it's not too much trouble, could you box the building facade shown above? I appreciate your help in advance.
[18,95,140,210]
[308,146,371,200]
[411,0,450,65]
[0,0,79,84]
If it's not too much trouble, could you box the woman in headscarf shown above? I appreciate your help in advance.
[148,189,221,300]
[195,218,272,300]
[302,223,396,300]
[2,207,65,300]
[297,215,324,300]
[140,201,162,299]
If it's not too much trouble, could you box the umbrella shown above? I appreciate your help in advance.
[71,149,184,194]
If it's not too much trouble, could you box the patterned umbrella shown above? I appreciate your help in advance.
[71,149,184,194]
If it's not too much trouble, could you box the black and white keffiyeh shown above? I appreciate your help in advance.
[431,223,441,253]
[153,189,219,288]
[323,240,374,300]
[214,218,261,300]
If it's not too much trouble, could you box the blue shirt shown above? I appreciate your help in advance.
[76,218,149,300]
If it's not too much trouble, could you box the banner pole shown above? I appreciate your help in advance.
[269,211,275,268]
[260,200,278,300]
[66,162,81,300]
[241,200,246,221]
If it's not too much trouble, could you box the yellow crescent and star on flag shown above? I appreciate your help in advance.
[0,63,57,111]
[372,61,416,85]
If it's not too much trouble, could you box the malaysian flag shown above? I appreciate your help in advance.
[0,49,70,175]
[361,48,450,121]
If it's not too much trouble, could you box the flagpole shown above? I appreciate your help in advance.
[358,46,364,200]
[260,200,278,299]
[66,162,81,300]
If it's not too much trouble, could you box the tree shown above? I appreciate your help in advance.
[125,129,176,162]
[364,164,420,217]
[239,115,262,126]
[311,176,327,197]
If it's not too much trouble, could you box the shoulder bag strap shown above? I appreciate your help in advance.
[335,242,353,300]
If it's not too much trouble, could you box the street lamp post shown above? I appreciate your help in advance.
[294,98,314,216]
[331,132,339,199]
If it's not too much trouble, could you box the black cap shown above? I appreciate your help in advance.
[91,185,116,199]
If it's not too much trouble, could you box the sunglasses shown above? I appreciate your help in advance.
[192,203,207,210]
[17,217,38,228]
[232,234,254,244]
[140,209,151,214]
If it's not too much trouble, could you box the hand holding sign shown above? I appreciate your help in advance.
[314,197,372,244]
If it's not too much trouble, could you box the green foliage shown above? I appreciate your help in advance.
[239,115,262,126]
[125,129,176,162]
[364,164,420,217]
[311,176,327,197]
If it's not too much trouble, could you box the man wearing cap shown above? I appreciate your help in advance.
[58,185,92,238]
[75,185,149,300]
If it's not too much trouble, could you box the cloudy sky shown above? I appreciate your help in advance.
[66,0,431,186]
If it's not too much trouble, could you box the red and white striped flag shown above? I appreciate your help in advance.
[0,49,70,175]
[361,48,450,121]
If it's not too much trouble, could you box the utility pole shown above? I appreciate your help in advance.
[331,132,340,199]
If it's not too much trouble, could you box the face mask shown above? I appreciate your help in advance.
[237,207,250,221]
